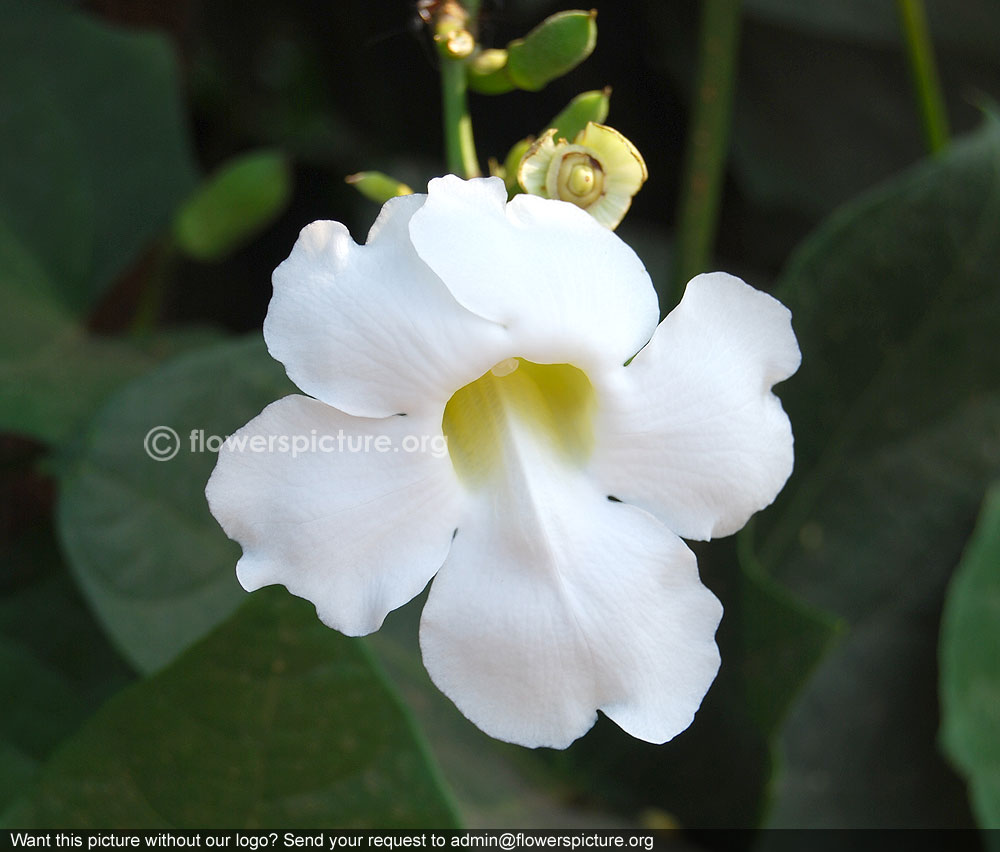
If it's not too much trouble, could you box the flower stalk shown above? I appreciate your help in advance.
[896,0,950,155]
[672,0,742,301]
[432,1,482,178]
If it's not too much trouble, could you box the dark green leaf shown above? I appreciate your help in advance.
[0,0,196,312]
[738,548,843,736]
[56,337,295,674]
[0,742,35,815]
[0,0,207,447]
[755,118,1000,827]
[0,247,115,444]
[6,590,460,829]
[0,264,221,445]
[0,532,134,813]
[940,483,1000,828]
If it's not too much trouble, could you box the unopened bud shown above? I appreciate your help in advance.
[441,28,475,58]
[345,172,414,204]
[506,9,597,92]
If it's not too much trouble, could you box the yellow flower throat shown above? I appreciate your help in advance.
[442,358,596,488]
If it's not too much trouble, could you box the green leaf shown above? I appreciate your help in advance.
[0,524,135,813]
[754,117,1000,827]
[0,0,196,312]
[506,10,597,92]
[0,641,78,814]
[940,483,1000,828]
[546,88,611,142]
[174,150,292,262]
[56,337,295,674]
[738,546,843,736]
[0,264,221,445]
[0,272,133,444]
[6,590,460,829]
[0,0,207,447]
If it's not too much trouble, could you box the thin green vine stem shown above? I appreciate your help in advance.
[671,0,742,300]
[440,54,481,178]
[896,0,950,155]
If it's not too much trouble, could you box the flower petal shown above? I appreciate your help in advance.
[419,435,722,749]
[206,395,464,636]
[265,192,510,419]
[408,176,659,370]
[592,272,801,541]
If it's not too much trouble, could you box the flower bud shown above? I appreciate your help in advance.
[174,150,291,262]
[436,27,475,58]
[467,48,516,95]
[517,122,647,230]
[345,172,414,204]
[547,87,610,142]
[506,9,597,92]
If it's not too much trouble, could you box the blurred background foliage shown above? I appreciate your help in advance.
[3,0,1000,841]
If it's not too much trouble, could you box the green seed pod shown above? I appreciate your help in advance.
[344,172,414,204]
[545,87,611,142]
[506,9,598,92]
[467,48,516,95]
[174,150,291,262]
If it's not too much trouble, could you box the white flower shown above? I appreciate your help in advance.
[206,176,800,750]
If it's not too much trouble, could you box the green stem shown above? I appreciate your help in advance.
[440,55,481,178]
[671,0,742,299]
[896,0,950,155]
